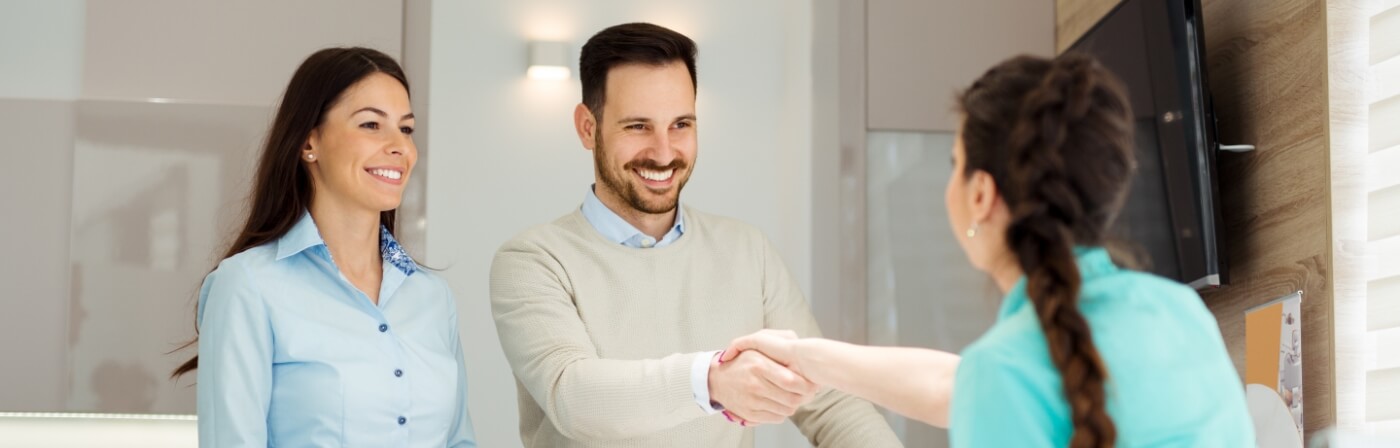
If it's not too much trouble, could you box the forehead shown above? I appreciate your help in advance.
[602,62,695,113]
[333,72,411,111]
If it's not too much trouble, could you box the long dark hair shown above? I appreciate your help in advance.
[957,53,1135,447]
[171,47,409,379]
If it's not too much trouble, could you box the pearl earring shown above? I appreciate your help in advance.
[966,222,980,238]
[306,153,315,161]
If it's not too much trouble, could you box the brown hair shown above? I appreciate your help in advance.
[171,47,409,379]
[957,53,1135,447]
[579,22,697,121]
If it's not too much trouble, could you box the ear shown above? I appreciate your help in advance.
[965,170,1000,224]
[574,103,597,151]
[303,128,321,159]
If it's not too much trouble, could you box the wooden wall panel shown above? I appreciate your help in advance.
[1057,0,1337,437]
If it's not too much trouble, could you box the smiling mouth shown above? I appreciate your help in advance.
[367,168,404,183]
[635,167,674,183]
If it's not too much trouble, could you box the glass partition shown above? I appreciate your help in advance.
[866,130,999,447]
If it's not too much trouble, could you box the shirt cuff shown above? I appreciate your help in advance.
[691,350,724,415]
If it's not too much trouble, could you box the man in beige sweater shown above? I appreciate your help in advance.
[490,23,903,447]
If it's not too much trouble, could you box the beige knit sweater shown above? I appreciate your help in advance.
[489,207,903,447]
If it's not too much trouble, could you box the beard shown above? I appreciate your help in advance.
[593,133,691,215]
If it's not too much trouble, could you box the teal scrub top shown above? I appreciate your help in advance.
[950,247,1255,447]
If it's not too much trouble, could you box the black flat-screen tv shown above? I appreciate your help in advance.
[1068,0,1226,288]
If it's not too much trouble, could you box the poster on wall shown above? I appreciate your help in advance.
[1245,290,1304,441]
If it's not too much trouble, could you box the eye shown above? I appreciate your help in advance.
[625,124,646,131]
[674,121,693,129]
[360,121,380,130]
[400,126,414,135]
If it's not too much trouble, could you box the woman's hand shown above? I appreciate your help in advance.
[720,329,804,376]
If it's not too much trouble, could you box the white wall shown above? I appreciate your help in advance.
[80,0,401,105]
[0,0,84,100]
[865,0,1054,131]
[421,1,815,446]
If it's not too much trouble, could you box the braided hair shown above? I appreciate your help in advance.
[957,53,1136,448]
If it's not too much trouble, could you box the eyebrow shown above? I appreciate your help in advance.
[353,107,414,120]
[615,114,696,125]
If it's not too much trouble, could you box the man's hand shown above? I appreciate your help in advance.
[707,348,819,425]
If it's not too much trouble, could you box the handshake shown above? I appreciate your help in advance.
[707,329,818,427]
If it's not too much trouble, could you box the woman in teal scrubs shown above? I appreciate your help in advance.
[721,54,1253,447]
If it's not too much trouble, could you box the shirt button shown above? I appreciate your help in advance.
[394,369,403,378]
[378,324,389,333]
[640,237,656,248]
[398,416,407,425]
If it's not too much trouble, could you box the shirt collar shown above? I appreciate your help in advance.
[379,224,418,276]
[998,246,1117,320]
[580,184,685,246]
[275,211,418,276]
[276,212,324,261]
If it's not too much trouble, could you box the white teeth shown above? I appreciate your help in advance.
[638,169,674,182]
[370,169,402,180]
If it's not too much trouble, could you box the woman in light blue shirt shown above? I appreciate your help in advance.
[720,54,1253,446]
[170,47,476,447]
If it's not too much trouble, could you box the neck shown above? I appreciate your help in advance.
[986,251,1025,294]
[594,183,676,240]
[309,199,382,277]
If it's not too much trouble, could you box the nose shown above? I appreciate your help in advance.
[388,132,413,157]
[644,130,677,166]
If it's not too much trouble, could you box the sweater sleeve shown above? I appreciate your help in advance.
[489,236,709,441]
[756,236,904,448]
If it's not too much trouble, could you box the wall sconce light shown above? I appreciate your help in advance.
[527,41,570,80]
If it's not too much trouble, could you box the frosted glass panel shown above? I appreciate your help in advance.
[64,100,270,413]
[866,131,999,447]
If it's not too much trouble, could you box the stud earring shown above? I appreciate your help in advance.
[306,153,315,161]
[966,222,980,238]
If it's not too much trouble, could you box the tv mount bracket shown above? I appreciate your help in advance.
[1162,111,1256,153]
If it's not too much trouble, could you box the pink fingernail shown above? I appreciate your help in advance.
[724,412,734,422]
[718,350,726,364]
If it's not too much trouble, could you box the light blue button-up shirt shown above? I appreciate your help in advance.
[579,186,726,415]
[950,247,1253,447]
[579,185,686,249]
[196,212,476,447]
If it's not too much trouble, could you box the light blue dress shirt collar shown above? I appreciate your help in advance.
[276,211,418,276]
[580,184,686,249]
